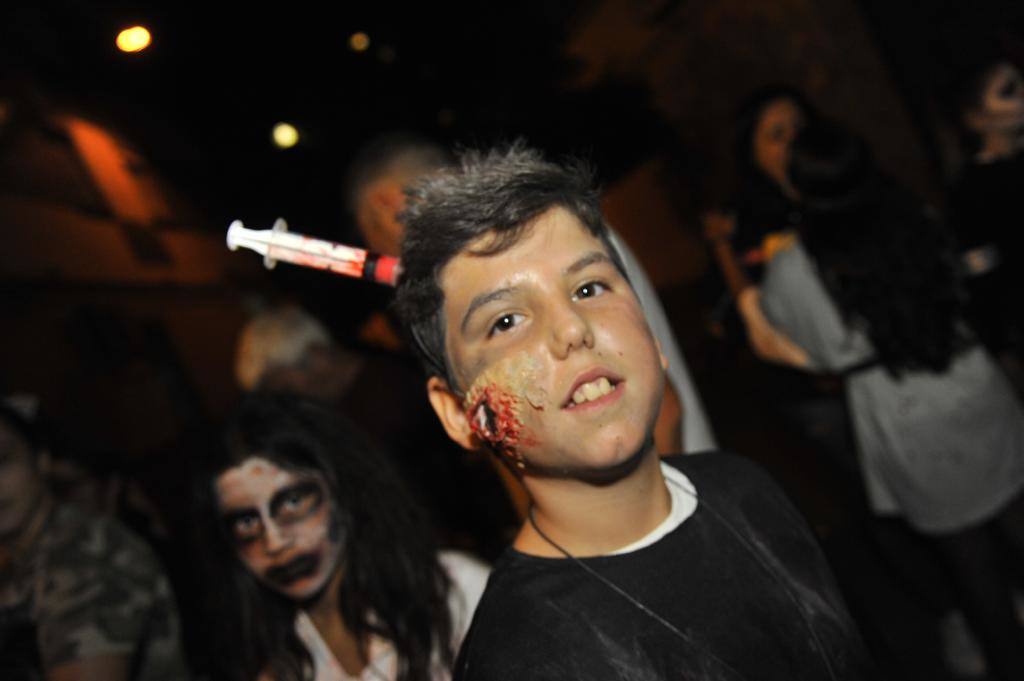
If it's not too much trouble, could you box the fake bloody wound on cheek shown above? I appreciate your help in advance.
[462,351,546,454]
[466,384,525,449]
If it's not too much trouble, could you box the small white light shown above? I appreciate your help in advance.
[272,122,300,149]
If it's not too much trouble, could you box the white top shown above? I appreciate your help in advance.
[759,238,1024,532]
[295,550,490,681]
[611,462,698,555]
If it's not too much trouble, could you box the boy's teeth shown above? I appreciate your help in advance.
[571,377,614,405]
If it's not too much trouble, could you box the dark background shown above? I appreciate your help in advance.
[3,3,1024,678]
[8,1,1021,233]
[7,0,1022,456]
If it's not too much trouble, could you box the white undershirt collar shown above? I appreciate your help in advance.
[610,462,698,555]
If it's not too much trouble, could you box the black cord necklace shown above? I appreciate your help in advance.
[527,506,694,644]
[526,475,840,681]
[526,505,744,679]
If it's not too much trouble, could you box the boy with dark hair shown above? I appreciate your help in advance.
[393,143,874,680]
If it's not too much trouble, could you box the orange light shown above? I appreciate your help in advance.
[349,32,370,53]
[116,26,151,53]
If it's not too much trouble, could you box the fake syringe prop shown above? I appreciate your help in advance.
[226,218,401,286]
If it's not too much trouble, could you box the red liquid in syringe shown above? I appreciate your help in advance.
[226,219,402,286]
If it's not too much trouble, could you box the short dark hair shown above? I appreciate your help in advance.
[393,142,622,387]
[343,131,453,217]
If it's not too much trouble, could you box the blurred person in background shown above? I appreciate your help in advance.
[707,120,1024,681]
[0,400,188,681]
[235,303,367,404]
[703,86,816,279]
[702,88,858,482]
[193,394,487,681]
[949,58,1024,382]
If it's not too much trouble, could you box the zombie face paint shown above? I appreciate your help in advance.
[463,352,546,462]
[439,207,666,477]
[215,457,343,601]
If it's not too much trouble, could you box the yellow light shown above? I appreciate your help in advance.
[349,32,370,53]
[116,26,152,53]
[272,122,300,149]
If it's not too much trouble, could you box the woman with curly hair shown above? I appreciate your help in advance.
[192,394,488,681]
[707,120,1024,680]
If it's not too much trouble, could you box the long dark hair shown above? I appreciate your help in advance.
[789,121,969,376]
[734,85,816,189]
[193,394,453,681]
[725,86,816,248]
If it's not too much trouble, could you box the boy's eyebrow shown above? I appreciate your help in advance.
[461,286,517,334]
[565,251,612,275]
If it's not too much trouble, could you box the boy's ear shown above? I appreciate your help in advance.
[426,376,478,451]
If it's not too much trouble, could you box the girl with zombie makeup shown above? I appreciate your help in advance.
[708,119,1024,681]
[949,59,1024,367]
[193,394,488,681]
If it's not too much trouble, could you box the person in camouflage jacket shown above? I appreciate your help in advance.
[0,403,188,681]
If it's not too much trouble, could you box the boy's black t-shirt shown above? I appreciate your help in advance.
[454,453,875,681]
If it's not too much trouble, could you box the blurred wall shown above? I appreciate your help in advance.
[0,98,260,462]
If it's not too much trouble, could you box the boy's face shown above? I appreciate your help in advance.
[430,206,665,476]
